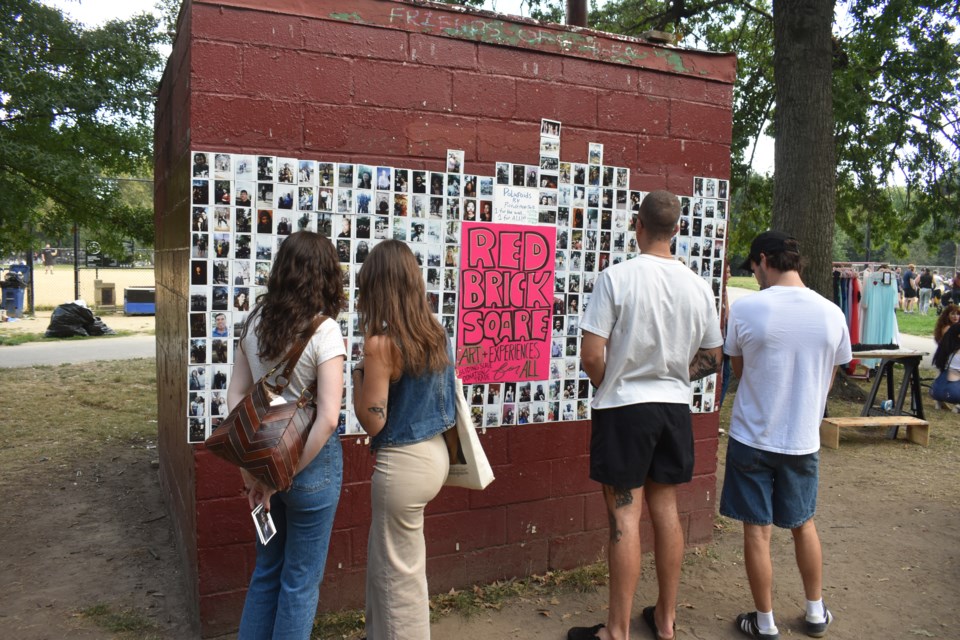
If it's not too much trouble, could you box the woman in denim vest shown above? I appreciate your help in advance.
[352,240,456,639]
[227,231,346,639]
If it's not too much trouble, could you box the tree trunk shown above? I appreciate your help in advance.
[771,0,836,297]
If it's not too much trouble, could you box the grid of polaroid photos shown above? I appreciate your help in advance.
[185,136,728,443]
[676,177,729,414]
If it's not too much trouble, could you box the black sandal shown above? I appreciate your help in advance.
[567,623,605,639]
[642,606,676,640]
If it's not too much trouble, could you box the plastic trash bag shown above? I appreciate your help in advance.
[45,302,116,337]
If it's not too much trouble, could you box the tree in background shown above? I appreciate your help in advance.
[0,0,165,256]
[447,1,959,296]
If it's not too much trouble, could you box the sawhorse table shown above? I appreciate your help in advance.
[855,349,926,438]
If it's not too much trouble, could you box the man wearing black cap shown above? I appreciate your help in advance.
[721,231,851,639]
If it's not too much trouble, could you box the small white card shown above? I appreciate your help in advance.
[252,503,277,545]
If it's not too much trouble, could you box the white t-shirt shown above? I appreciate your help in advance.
[241,315,346,403]
[580,254,723,408]
[724,286,852,455]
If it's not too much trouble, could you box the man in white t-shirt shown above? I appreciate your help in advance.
[567,191,723,640]
[721,231,852,640]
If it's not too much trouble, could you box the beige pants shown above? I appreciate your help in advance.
[365,434,449,640]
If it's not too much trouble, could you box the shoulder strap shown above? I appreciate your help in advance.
[270,315,328,393]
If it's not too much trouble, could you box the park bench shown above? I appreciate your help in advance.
[819,416,930,449]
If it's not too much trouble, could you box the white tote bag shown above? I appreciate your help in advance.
[443,376,495,490]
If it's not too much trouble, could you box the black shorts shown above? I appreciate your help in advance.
[590,402,693,489]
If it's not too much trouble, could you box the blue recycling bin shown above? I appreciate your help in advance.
[2,286,25,318]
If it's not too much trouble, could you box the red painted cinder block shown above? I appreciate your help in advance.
[303,104,409,157]
[197,497,254,548]
[551,455,596,497]
[191,41,243,94]
[452,72,517,119]
[515,79,598,128]
[241,48,353,104]
[324,528,353,575]
[198,544,250,595]
[405,113,478,160]
[198,589,247,637]
[410,33,478,70]
[676,139,732,179]
[350,523,371,567]
[564,57,640,92]
[426,552,468,594]
[478,46,564,81]
[468,459,553,508]
[704,81,734,108]
[342,435,374,482]
[692,437,719,477]
[464,539,550,584]
[670,99,733,145]
[191,95,302,150]
[427,484,471,515]
[583,490,608,530]
[476,120,541,164]
[598,92,669,136]
[631,173,669,192]
[318,567,366,611]
[548,529,607,571]
[353,60,453,112]
[195,450,243,501]
[639,70,705,102]
[508,421,588,463]
[676,474,716,513]
[303,19,408,60]
[332,482,371,530]
[506,495,584,543]
[560,127,639,168]
[474,428,509,466]
[691,413,719,441]
[426,506,507,554]
[685,508,716,544]
[636,135,681,177]
[194,5,303,48]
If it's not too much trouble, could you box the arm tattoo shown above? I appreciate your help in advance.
[367,401,386,422]
[689,348,720,381]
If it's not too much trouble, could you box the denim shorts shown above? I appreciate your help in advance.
[719,437,819,529]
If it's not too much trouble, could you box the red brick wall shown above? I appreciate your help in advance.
[155,0,735,635]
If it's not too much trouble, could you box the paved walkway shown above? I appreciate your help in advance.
[0,335,155,368]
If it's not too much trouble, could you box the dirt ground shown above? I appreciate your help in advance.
[1,265,154,310]
[1,316,958,639]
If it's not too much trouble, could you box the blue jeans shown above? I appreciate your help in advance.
[930,371,960,403]
[719,437,819,529]
[238,436,343,640]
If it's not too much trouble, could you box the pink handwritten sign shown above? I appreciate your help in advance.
[456,222,556,383]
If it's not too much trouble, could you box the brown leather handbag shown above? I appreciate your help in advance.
[204,316,326,492]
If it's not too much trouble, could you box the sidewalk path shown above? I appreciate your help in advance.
[0,335,155,368]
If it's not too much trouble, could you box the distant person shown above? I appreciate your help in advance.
[722,231,851,640]
[934,304,960,343]
[918,268,934,315]
[902,264,918,313]
[930,323,960,411]
[41,244,58,274]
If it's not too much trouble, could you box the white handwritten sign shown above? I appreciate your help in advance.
[493,185,538,224]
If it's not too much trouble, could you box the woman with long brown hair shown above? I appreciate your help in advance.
[933,303,960,343]
[227,231,346,640]
[352,240,456,639]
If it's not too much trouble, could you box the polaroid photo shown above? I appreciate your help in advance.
[188,418,206,444]
[540,138,560,156]
[394,168,409,192]
[277,158,296,184]
[235,208,252,234]
[318,162,334,187]
[446,149,465,173]
[252,504,277,546]
[192,179,209,205]
[588,142,603,166]
[525,165,539,188]
[234,155,255,180]
[298,186,315,211]
[257,156,274,181]
[275,185,295,211]
[496,162,510,185]
[256,182,273,208]
[694,176,704,196]
[213,232,231,259]
[540,118,561,138]
[338,163,354,188]
[211,285,229,311]
[192,152,210,178]
[478,176,494,197]
[214,180,231,205]
[213,206,231,232]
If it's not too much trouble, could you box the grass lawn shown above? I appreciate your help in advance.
[895,308,938,337]
[728,276,758,290]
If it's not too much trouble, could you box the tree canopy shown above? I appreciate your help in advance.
[0,0,165,255]
[454,0,960,272]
